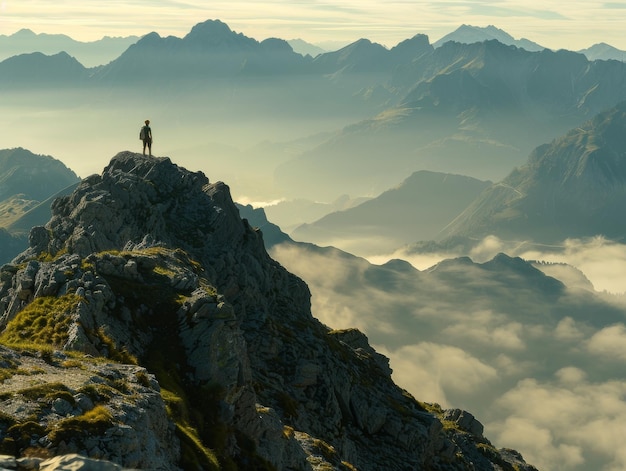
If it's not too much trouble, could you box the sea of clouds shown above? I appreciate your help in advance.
[271,235,626,471]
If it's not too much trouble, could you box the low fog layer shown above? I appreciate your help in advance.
[0,85,370,203]
[270,239,626,471]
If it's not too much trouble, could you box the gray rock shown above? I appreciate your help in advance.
[38,454,122,471]
[443,408,485,437]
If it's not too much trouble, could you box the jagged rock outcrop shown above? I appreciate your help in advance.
[0,151,538,470]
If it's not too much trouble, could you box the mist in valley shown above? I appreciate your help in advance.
[269,238,626,471]
[0,81,373,202]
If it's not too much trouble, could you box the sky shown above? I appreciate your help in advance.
[1,0,626,51]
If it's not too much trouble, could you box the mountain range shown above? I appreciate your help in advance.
[274,38,626,199]
[0,28,139,67]
[4,19,626,203]
[4,24,625,69]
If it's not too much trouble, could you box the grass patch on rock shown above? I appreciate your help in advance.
[0,295,82,347]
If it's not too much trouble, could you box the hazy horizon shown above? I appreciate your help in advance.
[2,1,626,51]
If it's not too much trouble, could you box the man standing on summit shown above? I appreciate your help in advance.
[140,119,152,156]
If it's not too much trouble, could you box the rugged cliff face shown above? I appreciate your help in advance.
[0,152,537,470]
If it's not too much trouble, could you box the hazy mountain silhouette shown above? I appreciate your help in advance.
[312,36,430,74]
[439,101,626,243]
[262,194,370,232]
[94,19,309,83]
[275,39,626,199]
[287,38,327,57]
[0,28,139,67]
[291,171,490,255]
[5,19,626,205]
[578,42,626,62]
[433,24,544,51]
[0,51,88,86]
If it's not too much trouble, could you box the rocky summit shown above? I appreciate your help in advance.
[0,152,537,470]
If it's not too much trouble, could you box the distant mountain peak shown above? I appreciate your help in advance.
[578,42,626,61]
[434,24,544,51]
[12,28,36,37]
[183,18,241,45]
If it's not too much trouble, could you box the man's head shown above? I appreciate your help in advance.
[145,119,150,125]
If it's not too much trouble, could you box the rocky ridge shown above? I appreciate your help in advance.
[0,152,537,470]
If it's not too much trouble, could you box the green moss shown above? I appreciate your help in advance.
[0,368,14,382]
[0,410,18,428]
[418,401,444,415]
[0,382,71,402]
[135,371,152,388]
[60,359,84,369]
[93,327,138,365]
[37,247,68,263]
[441,419,462,431]
[47,405,114,446]
[7,421,46,442]
[0,294,82,347]
[176,423,220,471]
[341,461,359,471]
[77,383,117,403]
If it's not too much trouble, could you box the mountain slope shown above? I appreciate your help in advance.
[0,152,536,470]
[0,148,79,264]
[291,171,491,255]
[440,100,626,243]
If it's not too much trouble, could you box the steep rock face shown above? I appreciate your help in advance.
[0,152,537,470]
